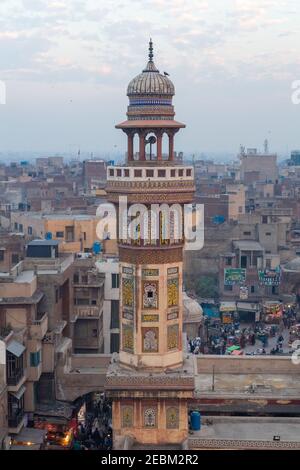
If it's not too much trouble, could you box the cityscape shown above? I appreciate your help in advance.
[1,0,300,457]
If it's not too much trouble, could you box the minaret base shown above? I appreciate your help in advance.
[105,355,196,448]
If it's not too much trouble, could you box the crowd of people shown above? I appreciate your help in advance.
[188,305,299,356]
[72,395,112,450]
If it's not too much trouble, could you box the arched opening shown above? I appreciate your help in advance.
[145,132,157,160]
[133,133,139,161]
[162,131,169,160]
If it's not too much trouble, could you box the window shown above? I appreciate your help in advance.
[56,231,64,238]
[250,286,256,294]
[75,298,90,305]
[0,250,4,262]
[157,170,166,177]
[124,169,129,177]
[14,222,18,230]
[146,169,154,177]
[117,169,122,177]
[266,259,271,269]
[81,274,88,284]
[134,170,142,177]
[262,215,268,224]
[170,169,176,177]
[225,257,232,266]
[265,232,271,236]
[224,285,233,291]
[83,232,86,241]
[243,231,251,236]
[12,254,19,265]
[59,286,63,299]
[30,351,41,367]
[28,226,33,235]
[178,169,183,177]
[112,273,119,289]
[109,169,114,176]
[186,169,192,177]
[73,273,79,283]
[238,206,243,213]
[55,288,59,303]
[111,300,120,329]
[19,224,23,232]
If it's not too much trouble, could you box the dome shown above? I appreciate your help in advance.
[127,40,175,97]
[127,62,175,96]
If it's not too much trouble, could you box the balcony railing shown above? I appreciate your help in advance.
[7,369,24,386]
[29,313,48,340]
[8,410,24,428]
[73,306,101,319]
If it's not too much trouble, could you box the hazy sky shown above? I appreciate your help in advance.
[0,0,300,157]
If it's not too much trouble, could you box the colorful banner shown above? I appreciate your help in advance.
[258,267,281,286]
[224,268,246,286]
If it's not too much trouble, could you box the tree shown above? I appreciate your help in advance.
[195,276,218,299]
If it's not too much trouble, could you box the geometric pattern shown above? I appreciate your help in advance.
[166,407,179,429]
[167,324,179,350]
[142,327,159,352]
[122,277,134,307]
[121,406,134,428]
[167,278,179,307]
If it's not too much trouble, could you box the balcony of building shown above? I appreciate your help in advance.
[8,388,25,434]
[233,240,265,270]
[6,342,26,392]
[72,305,102,320]
[29,312,48,340]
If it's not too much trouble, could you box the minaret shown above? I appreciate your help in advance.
[105,40,196,448]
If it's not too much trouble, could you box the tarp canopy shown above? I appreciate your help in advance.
[237,302,259,312]
[10,385,26,400]
[231,349,243,356]
[7,340,25,357]
[227,345,240,352]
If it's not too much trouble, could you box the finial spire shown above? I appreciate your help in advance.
[149,38,153,62]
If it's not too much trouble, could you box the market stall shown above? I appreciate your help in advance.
[219,302,236,324]
[236,302,260,323]
[263,301,283,324]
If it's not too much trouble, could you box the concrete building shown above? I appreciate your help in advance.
[11,212,100,254]
[72,255,105,353]
[0,232,25,272]
[240,147,278,183]
[226,183,245,220]
[0,262,48,435]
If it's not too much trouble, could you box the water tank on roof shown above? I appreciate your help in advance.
[190,411,201,431]
[45,232,52,240]
[212,215,225,224]
[93,241,102,254]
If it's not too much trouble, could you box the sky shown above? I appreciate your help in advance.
[0,0,300,158]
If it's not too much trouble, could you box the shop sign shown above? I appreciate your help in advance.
[224,268,246,285]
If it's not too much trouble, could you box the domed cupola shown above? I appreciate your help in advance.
[126,39,175,121]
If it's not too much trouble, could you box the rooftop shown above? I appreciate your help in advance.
[233,240,264,251]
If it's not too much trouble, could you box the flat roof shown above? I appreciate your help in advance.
[233,240,264,251]
[28,239,59,246]
[191,417,300,443]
